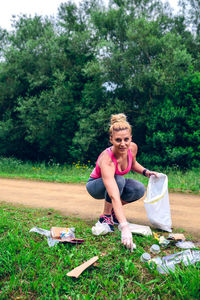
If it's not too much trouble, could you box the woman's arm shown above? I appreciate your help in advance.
[100,153,134,251]
[100,155,127,224]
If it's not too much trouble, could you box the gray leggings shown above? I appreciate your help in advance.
[86,175,145,203]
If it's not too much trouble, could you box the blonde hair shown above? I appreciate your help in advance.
[109,113,132,136]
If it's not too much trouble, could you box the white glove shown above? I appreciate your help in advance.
[120,222,136,251]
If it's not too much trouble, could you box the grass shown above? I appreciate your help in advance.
[0,157,91,183]
[0,202,200,300]
[0,157,199,193]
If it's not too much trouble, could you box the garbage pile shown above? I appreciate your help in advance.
[140,232,200,274]
[30,226,84,247]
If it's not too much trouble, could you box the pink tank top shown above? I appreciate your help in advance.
[90,147,133,179]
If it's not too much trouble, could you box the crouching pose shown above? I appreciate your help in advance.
[86,113,157,251]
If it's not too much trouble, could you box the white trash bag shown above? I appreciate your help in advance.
[144,173,172,232]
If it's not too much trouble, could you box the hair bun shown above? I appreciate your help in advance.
[110,113,127,125]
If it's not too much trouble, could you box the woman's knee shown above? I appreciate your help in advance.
[86,180,105,199]
[122,179,145,202]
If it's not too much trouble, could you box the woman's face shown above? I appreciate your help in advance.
[110,129,132,153]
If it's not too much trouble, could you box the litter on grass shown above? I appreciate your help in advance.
[153,233,170,247]
[92,221,152,236]
[118,223,152,236]
[140,253,151,262]
[150,257,163,266]
[51,227,75,239]
[29,226,84,247]
[30,227,59,247]
[150,244,161,254]
[175,241,196,249]
[92,221,113,235]
[168,233,186,241]
[67,256,99,278]
[153,250,200,274]
[153,232,191,248]
[140,235,200,274]
[159,236,170,247]
[50,227,84,244]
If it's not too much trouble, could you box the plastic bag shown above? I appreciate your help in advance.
[144,173,172,232]
[175,241,195,249]
[30,227,59,247]
[92,221,113,235]
[118,223,152,236]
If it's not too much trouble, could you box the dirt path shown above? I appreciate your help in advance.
[1,178,200,238]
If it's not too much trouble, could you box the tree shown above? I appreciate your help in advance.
[0,2,98,162]
[141,71,200,168]
[73,0,195,162]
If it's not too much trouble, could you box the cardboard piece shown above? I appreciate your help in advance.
[50,227,84,244]
[168,233,186,241]
[67,256,99,278]
[50,227,74,239]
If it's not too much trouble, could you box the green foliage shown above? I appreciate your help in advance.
[0,0,199,168]
[0,4,96,162]
[16,74,77,162]
[141,72,200,169]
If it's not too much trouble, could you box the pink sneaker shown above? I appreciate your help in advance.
[99,215,114,231]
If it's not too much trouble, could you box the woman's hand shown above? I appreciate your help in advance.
[120,222,136,251]
[145,170,159,178]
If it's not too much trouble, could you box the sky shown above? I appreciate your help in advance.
[0,0,179,31]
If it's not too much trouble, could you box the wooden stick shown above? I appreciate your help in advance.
[67,256,99,278]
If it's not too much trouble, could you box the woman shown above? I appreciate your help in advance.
[86,113,158,251]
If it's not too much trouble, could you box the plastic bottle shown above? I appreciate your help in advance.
[151,256,163,265]
[184,250,200,266]
[148,256,163,269]
[157,260,176,274]
[192,250,200,261]
[157,250,200,274]
[162,249,193,265]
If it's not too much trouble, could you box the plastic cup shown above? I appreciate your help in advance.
[140,253,151,262]
[150,244,161,254]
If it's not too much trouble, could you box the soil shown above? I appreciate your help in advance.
[1,178,200,238]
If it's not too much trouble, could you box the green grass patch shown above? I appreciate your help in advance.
[0,202,200,299]
[0,157,199,194]
[0,157,91,184]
